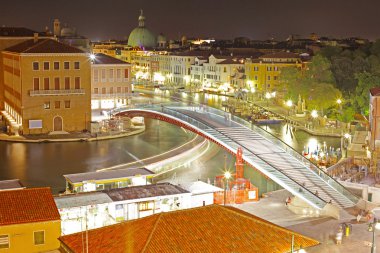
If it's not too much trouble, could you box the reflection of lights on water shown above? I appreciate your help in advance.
[194,93,199,100]
[221,96,226,102]
[307,138,318,154]
[281,124,293,145]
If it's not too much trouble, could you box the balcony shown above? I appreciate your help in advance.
[92,93,138,99]
[29,89,85,96]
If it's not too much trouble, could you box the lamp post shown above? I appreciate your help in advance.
[286,100,293,116]
[368,217,380,253]
[224,171,231,206]
[343,133,350,158]
[311,110,318,129]
[265,92,271,107]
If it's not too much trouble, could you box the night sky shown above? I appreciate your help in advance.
[2,0,380,41]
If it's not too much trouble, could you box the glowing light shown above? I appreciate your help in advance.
[337,99,342,104]
[90,54,96,60]
[224,171,232,179]
[311,110,318,118]
[344,133,350,139]
[153,72,165,83]
[265,92,271,99]
[247,80,253,86]
[251,87,256,93]
[183,75,191,84]
[286,100,293,107]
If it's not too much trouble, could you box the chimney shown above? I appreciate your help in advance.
[33,33,39,43]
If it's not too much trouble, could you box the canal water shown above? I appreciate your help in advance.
[0,93,342,194]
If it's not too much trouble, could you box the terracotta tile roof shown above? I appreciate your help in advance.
[4,38,84,54]
[0,27,44,37]
[59,205,319,253]
[370,87,380,96]
[92,53,130,65]
[0,187,60,226]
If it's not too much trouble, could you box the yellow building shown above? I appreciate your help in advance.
[245,52,305,94]
[0,187,61,252]
[1,37,91,134]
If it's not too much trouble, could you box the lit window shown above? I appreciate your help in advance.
[74,62,80,70]
[33,62,39,71]
[34,231,45,245]
[0,235,9,249]
[54,62,60,70]
[44,102,50,109]
[43,62,49,70]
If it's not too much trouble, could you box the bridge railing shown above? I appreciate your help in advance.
[194,105,359,205]
[158,106,327,209]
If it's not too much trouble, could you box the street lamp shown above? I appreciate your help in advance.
[368,218,380,253]
[311,110,318,129]
[265,92,271,107]
[286,100,293,116]
[224,171,232,206]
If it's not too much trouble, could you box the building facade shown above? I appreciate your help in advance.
[245,52,305,94]
[1,38,91,134]
[0,188,61,252]
[91,53,132,109]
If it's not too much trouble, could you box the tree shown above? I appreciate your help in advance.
[278,66,304,99]
[337,106,355,123]
[355,72,380,115]
[307,55,336,84]
[319,46,342,60]
[307,83,342,116]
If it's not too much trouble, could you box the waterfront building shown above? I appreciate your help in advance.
[201,54,245,93]
[59,205,319,253]
[179,181,223,207]
[0,27,52,111]
[55,183,191,235]
[245,52,305,94]
[91,53,132,109]
[63,167,154,193]
[0,188,61,252]
[1,37,91,134]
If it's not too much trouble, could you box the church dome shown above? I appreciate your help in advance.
[128,10,156,48]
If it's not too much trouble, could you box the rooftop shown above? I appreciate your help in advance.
[55,192,113,209]
[0,187,60,226]
[59,205,319,253]
[370,87,380,96]
[259,51,300,59]
[0,179,24,191]
[4,38,84,54]
[103,183,189,201]
[92,53,130,65]
[64,168,154,184]
[179,181,223,194]
[0,27,45,37]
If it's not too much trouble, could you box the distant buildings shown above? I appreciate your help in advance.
[0,187,61,252]
[1,37,91,134]
[53,19,90,52]
[91,53,132,109]
[59,205,319,253]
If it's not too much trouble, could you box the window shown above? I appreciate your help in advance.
[109,69,114,80]
[94,88,98,94]
[54,62,60,70]
[64,77,70,89]
[55,101,60,109]
[139,201,153,211]
[223,67,227,73]
[43,62,49,70]
[110,87,113,94]
[0,235,9,249]
[33,78,40,90]
[74,62,80,70]
[74,77,80,89]
[268,76,271,81]
[44,102,50,109]
[124,69,129,79]
[94,69,99,82]
[33,62,39,71]
[44,78,49,90]
[254,76,258,81]
[102,87,106,94]
[274,76,278,80]
[117,87,121,93]
[54,77,60,90]
[64,100,71,108]
[64,62,69,70]
[101,69,106,81]
[34,231,45,245]
[124,87,128,93]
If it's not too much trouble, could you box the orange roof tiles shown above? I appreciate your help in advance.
[0,187,60,226]
[60,205,319,253]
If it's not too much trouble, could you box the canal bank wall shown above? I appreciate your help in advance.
[0,126,145,143]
